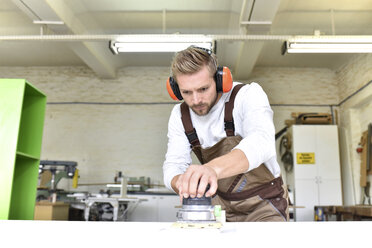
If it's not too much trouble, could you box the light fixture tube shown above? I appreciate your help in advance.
[114,42,212,53]
[287,48,372,53]
[284,37,372,54]
[290,44,372,49]
[109,35,214,54]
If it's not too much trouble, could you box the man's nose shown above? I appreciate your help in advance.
[192,92,201,104]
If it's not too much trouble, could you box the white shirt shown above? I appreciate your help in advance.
[163,82,281,192]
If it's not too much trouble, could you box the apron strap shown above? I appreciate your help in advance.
[224,83,245,136]
[181,102,201,147]
[180,83,246,147]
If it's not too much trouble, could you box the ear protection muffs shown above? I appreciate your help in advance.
[166,76,182,101]
[166,66,233,101]
[215,66,233,94]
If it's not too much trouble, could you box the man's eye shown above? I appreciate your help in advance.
[183,91,190,95]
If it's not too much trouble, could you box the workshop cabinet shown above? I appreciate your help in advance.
[0,79,46,220]
[289,125,342,221]
[127,194,179,222]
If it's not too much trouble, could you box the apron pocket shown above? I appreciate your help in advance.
[226,195,287,221]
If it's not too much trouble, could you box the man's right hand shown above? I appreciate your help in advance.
[171,164,218,200]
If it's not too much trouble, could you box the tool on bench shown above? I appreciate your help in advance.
[172,186,224,229]
[38,160,78,203]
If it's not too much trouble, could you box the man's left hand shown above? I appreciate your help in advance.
[176,164,218,198]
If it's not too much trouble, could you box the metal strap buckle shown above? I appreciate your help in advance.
[224,120,234,131]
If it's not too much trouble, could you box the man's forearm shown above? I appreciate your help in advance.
[204,149,249,180]
[171,149,249,198]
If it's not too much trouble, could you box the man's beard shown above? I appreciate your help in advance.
[191,103,211,116]
[190,93,219,116]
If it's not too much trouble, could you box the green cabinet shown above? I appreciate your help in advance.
[0,79,46,220]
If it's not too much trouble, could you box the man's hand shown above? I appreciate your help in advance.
[170,150,249,200]
[174,164,218,199]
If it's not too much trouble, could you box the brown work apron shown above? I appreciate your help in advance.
[180,84,289,222]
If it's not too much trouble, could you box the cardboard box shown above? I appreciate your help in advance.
[34,201,69,220]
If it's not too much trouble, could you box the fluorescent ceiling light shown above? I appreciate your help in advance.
[112,42,212,53]
[286,43,372,53]
[33,20,64,25]
[287,43,372,53]
[283,36,372,54]
[109,35,214,54]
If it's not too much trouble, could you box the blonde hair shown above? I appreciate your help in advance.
[171,46,218,81]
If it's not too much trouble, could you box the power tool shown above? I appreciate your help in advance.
[173,189,224,229]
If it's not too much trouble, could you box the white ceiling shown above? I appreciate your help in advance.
[1,0,372,79]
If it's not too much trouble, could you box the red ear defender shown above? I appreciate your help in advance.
[166,77,183,101]
[215,66,233,93]
[222,66,233,93]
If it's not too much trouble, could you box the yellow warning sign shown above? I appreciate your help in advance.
[296,153,315,164]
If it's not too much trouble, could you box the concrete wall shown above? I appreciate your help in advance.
[336,54,372,205]
[247,67,338,191]
[1,66,173,192]
[0,65,339,194]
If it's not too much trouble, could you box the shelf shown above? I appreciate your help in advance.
[0,79,46,220]
[16,82,47,158]
[16,151,39,160]
[8,156,40,220]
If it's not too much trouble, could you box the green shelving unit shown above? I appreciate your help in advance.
[0,79,46,220]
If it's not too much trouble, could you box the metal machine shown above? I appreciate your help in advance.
[173,190,224,228]
[37,160,78,202]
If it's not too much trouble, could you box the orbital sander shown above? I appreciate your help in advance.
[173,189,224,229]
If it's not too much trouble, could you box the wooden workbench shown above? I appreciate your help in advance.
[0,220,370,247]
[315,205,372,221]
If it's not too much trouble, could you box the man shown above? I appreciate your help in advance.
[163,46,289,221]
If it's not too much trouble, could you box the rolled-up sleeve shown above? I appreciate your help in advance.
[163,105,192,191]
[232,83,277,172]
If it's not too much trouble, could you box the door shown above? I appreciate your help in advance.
[318,179,342,206]
[294,178,318,221]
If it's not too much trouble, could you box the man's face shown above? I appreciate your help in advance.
[177,65,218,116]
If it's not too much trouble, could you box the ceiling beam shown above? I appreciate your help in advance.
[44,0,116,79]
[233,0,281,80]
[13,0,116,78]
[218,0,253,72]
